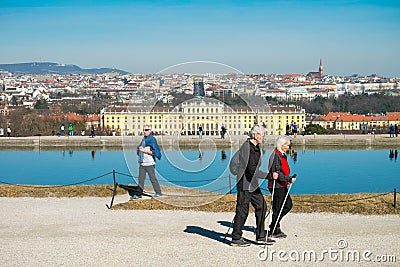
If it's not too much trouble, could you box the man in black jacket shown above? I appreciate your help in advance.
[231,125,271,247]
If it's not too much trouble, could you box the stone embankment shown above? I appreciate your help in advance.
[0,134,399,149]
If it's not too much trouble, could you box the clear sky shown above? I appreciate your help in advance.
[1,0,399,77]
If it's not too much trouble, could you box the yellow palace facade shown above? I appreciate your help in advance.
[101,98,305,136]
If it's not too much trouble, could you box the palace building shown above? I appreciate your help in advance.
[101,97,305,136]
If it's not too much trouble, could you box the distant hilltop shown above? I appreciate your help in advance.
[0,62,130,75]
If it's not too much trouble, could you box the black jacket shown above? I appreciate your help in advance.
[236,139,267,191]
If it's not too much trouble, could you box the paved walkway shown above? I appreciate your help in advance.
[1,197,399,266]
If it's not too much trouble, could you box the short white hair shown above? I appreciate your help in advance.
[276,135,290,149]
[249,125,265,138]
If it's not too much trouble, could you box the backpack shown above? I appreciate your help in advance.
[229,150,240,175]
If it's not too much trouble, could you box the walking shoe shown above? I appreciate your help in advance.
[154,193,163,198]
[255,237,275,245]
[274,227,287,238]
[231,238,251,247]
[268,229,287,239]
[129,195,142,200]
[271,232,287,238]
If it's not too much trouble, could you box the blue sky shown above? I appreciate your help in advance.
[1,0,399,77]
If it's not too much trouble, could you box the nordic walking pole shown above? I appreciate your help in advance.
[223,216,235,242]
[259,180,276,248]
[265,180,276,231]
[266,152,279,222]
[271,180,294,236]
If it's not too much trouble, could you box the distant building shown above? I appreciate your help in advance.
[307,59,324,79]
[101,98,306,136]
[308,111,400,132]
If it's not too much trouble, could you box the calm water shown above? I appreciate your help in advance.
[0,148,399,194]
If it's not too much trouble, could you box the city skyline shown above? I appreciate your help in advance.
[1,0,399,77]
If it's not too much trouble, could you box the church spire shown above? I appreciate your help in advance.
[319,58,323,78]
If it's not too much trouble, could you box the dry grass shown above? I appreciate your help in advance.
[0,184,123,198]
[1,184,398,215]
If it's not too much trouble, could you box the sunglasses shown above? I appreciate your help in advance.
[144,129,151,131]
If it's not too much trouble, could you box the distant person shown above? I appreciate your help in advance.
[292,122,298,137]
[90,125,96,138]
[389,124,394,138]
[134,125,162,199]
[267,135,297,239]
[395,124,398,138]
[301,124,306,136]
[68,123,74,136]
[0,127,4,137]
[60,124,65,136]
[81,129,85,136]
[285,124,290,136]
[198,124,203,139]
[7,126,11,137]
[221,125,226,139]
[231,125,271,247]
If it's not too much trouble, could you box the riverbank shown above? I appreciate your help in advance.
[0,134,400,149]
[0,197,399,266]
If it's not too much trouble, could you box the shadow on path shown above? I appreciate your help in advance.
[184,220,256,245]
[217,220,256,233]
[184,226,231,245]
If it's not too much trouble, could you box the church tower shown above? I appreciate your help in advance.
[319,58,323,78]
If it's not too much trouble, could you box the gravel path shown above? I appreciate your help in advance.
[1,197,399,266]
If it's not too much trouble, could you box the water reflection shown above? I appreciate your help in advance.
[292,150,298,163]
[221,150,227,162]
[91,150,96,160]
[389,149,398,161]
[288,146,298,164]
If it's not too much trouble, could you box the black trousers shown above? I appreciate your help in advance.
[268,187,292,232]
[232,188,266,240]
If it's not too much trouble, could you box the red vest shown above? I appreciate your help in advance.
[268,149,290,188]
